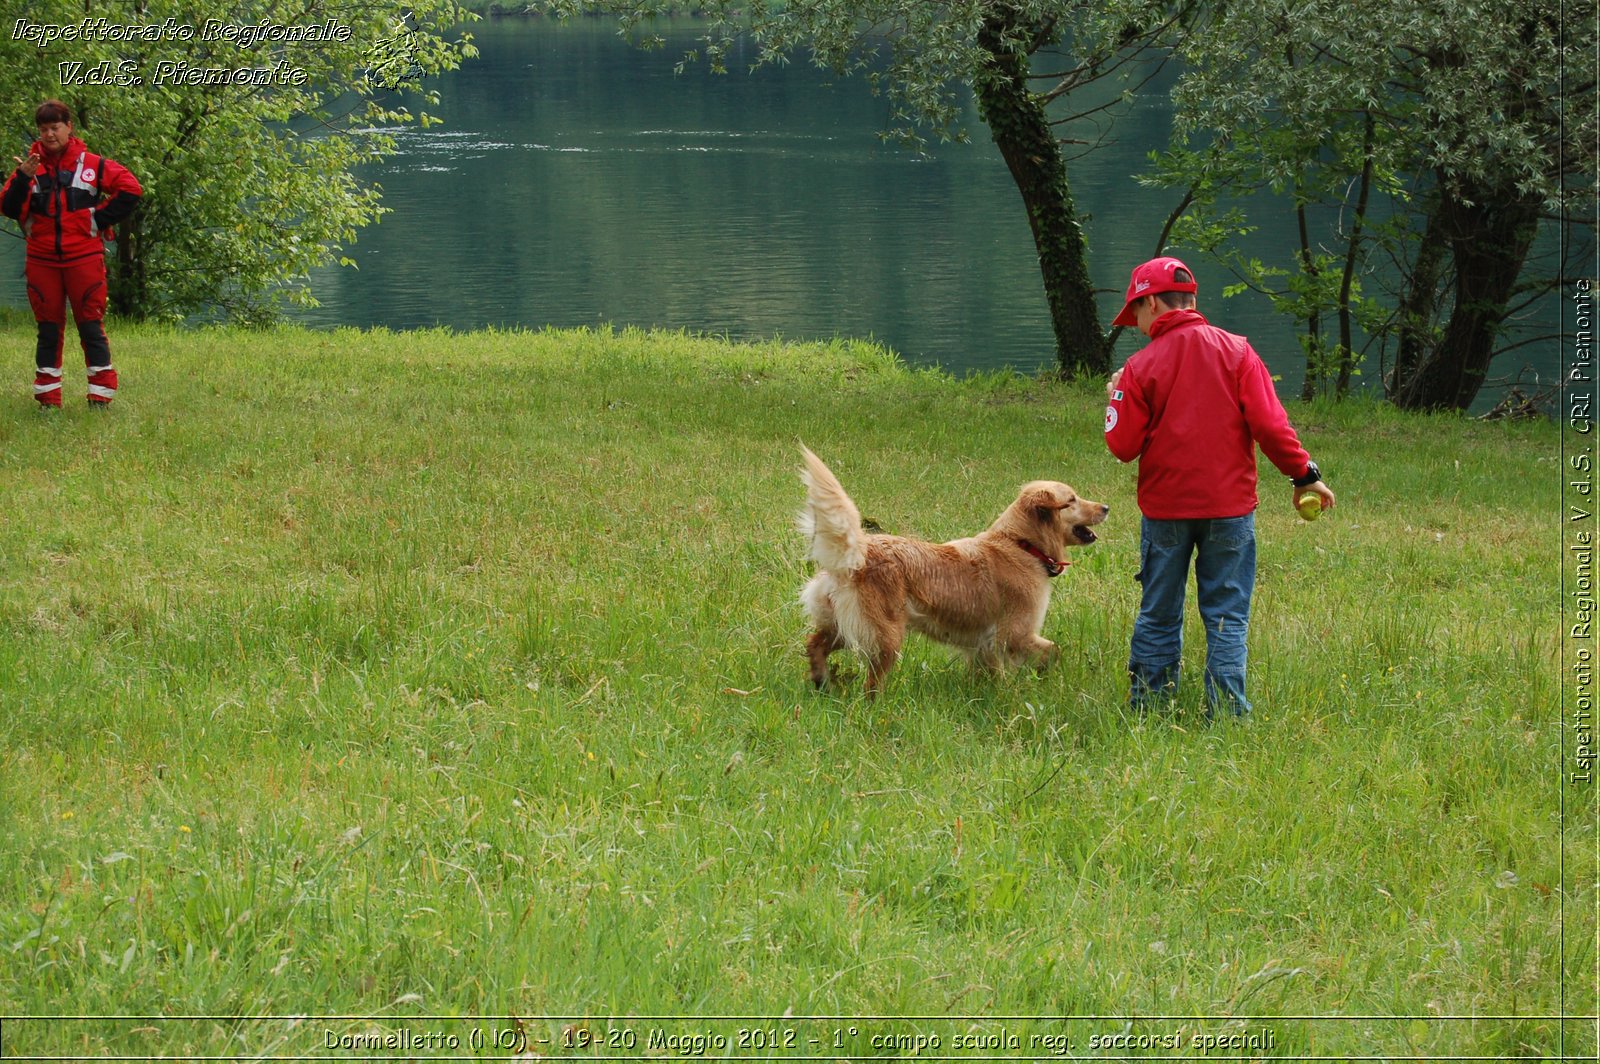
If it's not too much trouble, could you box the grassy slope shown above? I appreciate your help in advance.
[0,323,1587,1057]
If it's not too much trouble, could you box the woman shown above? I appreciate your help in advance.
[1,100,142,408]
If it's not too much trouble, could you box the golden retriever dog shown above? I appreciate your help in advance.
[798,446,1108,695]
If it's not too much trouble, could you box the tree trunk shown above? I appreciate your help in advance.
[972,9,1109,377]
[1294,195,1322,401]
[1286,45,1323,402]
[1392,196,1448,396]
[108,212,146,319]
[1334,112,1375,398]
[1393,186,1541,411]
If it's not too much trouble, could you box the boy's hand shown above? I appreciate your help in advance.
[1294,482,1336,514]
[1106,367,1123,399]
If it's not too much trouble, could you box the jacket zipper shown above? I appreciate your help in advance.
[40,166,66,260]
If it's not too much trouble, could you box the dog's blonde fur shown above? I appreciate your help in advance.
[798,446,1108,695]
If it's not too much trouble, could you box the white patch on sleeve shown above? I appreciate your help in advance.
[1104,405,1119,433]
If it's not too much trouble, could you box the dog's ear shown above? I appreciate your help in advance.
[1020,487,1064,524]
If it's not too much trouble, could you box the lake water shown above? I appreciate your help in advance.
[3,16,1568,401]
[301,16,1315,382]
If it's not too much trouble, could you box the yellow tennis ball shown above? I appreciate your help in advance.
[1297,493,1322,520]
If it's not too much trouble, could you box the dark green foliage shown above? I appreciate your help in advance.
[0,1,478,322]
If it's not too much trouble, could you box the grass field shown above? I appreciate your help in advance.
[0,322,1590,1059]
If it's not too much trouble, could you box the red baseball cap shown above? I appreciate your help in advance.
[1112,256,1198,327]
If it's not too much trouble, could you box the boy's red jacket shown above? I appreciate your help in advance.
[1104,309,1312,519]
[1,136,142,265]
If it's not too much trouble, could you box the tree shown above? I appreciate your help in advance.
[1154,0,1596,411]
[1382,3,1589,411]
[0,1,477,322]
[580,0,1184,376]
[1147,45,1399,401]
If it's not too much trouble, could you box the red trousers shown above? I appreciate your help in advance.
[26,256,117,406]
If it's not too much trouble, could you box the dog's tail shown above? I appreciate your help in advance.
[798,445,867,574]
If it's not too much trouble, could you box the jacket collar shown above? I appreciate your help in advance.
[31,136,87,172]
[1148,307,1209,340]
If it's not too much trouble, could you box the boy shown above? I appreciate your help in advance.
[2,100,142,408]
[1103,256,1336,716]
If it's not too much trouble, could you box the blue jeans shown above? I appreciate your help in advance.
[1129,513,1257,716]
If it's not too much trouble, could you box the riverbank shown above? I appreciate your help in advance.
[0,323,1581,1057]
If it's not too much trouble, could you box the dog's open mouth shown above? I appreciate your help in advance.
[1072,524,1097,544]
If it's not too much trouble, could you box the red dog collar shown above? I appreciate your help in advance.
[1019,539,1068,577]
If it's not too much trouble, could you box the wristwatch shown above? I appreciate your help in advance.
[1292,460,1322,488]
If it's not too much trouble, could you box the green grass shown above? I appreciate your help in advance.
[0,322,1588,1059]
